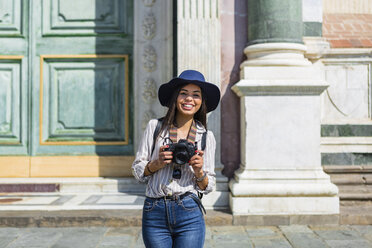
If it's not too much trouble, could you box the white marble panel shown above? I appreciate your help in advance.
[322,62,370,122]
[243,95,321,169]
[302,0,322,22]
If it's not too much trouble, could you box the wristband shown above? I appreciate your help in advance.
[146,163,154,174]
[195,172,207,182]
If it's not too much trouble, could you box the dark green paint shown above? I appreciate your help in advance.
[303,22,322,37]
[321,125,372,137]
[247,0,303,45]
[322,153,372,166]
[0,0,134,156]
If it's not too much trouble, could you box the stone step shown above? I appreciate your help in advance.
[2,203,371,226]
[338,185,372,200]
[329,174,372,185]
[323,166,372,200]
[340,200,372,225]
[323,165,372,174]
[0,177,230,210]
[0,209,233,227]
[0,177,145,193]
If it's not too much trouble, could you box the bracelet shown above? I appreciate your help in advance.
[146,163,155,174]
[195,172,207,182]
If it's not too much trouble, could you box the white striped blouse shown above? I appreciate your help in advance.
[132,119,216,198]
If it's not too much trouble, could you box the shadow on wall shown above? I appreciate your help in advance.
[93,1,134,177]
[220,0,247,178]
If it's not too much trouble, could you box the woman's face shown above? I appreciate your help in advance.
[176,84,202,118]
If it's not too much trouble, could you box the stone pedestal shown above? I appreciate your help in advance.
[229,43,339,217]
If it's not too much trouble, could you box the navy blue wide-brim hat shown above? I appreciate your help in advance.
[158,70,221,112]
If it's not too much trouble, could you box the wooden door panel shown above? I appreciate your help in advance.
[0,0,22,36]
[0,0,28,155]
[42,0,129,35]
[0,59,21,147]
[39,55,128,145]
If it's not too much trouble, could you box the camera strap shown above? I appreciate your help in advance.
[150,118,163,157]
[150,118,207,157]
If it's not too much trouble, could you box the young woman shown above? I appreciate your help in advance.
[132,70,220,248]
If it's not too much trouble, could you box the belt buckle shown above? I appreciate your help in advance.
[164,194,178,201]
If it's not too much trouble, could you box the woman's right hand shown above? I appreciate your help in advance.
[144,145,173,176]
[156,145,173,169]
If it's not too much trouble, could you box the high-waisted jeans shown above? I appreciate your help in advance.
[142,194,205,248]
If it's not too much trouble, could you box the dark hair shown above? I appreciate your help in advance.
[158,84,207,138]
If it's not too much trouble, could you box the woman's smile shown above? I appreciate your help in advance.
[181,103,194,111]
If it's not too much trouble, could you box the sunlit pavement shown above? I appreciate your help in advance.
[1,225,372,248]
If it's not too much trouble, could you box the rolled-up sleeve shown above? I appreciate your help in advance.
[195,130,216,194]
[132,120,156,183]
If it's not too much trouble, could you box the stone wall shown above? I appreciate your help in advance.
[323,0,372,14]
[322,0,372,48]
[220,0,247,178]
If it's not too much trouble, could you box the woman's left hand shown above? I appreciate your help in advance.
[189,150,204,177]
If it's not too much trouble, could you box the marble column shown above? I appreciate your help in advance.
[229,0,339,221]
[177,0,229,209]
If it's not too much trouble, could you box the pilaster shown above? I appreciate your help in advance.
[134,0,173,149]
[177,0,228,209]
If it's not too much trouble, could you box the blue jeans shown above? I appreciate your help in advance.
[142,194,205,248]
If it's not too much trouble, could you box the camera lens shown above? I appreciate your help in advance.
[174,152,188,165]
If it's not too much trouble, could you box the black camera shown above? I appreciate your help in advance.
[165,139,197,165]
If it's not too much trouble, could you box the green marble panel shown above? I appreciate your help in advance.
[321,125,372,137]
[247,0,303,45]
[322,153,372,166]
[303,22,322,37]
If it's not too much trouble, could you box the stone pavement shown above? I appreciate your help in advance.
[1,225,372,248]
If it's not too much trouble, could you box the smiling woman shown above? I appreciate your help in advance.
[132,70,220,248]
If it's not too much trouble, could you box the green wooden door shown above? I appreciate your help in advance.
[0,0,133,157]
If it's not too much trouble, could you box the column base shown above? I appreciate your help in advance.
[229,193,339,216]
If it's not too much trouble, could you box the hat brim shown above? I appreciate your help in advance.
[158,78,220,112]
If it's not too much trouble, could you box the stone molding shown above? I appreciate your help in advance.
[233,80,329,96]
[241,43,312,67]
